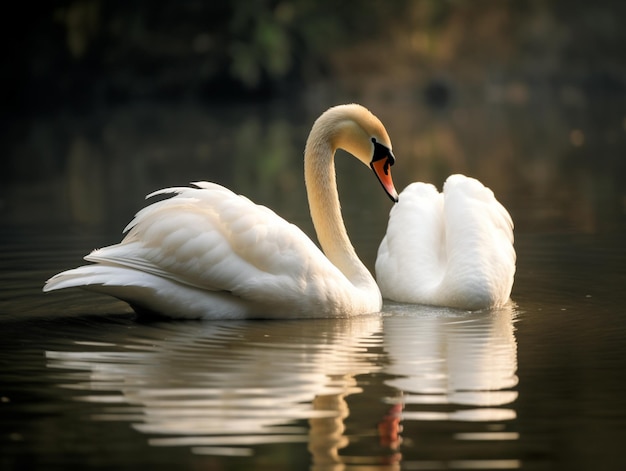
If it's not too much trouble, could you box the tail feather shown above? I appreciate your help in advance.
[43,265,157,292]
[43,263,256,320]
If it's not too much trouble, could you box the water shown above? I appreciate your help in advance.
[1,98,625,470]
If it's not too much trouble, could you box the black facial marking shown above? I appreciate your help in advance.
[371,138,395,173]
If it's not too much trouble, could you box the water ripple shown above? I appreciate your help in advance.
[41,304,520,465]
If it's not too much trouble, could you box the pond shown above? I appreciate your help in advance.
[1,96,625,470]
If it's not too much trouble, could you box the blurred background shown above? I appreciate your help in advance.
[1,0,625,236]
[2,4,625,469]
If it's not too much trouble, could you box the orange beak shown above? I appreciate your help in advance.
[371,157,399,202]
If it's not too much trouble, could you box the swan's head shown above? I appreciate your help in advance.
[308,104,399,202]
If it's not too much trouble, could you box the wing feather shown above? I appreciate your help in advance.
[85,182,348,306]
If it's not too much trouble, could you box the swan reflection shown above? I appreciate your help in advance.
[45,304,519,468]
[381,303,520,469]
[383,303,518,416]
[46,316,382,460]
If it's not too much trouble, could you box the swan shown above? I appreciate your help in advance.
[375,174,515,310]
[44,104,399,320]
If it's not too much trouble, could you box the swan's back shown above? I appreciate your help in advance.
[376,174,515,310]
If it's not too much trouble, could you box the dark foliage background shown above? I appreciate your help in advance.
[3,0,624,115]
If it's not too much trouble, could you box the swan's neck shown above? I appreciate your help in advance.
[304,136,374,289]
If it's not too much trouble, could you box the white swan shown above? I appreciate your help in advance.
[44,104,399,319]
[375,174,515,310]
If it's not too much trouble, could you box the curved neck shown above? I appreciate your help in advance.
[303,130,373,287]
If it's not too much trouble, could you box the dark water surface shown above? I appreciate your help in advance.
[1,99,625,470]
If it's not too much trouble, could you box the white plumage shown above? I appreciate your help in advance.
[44,104,399,319]
[376,174,515,310]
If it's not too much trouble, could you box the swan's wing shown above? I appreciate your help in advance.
[443,174,513,243]
[64,182,350,308]
[442,174,515,265]
[376,181,446,299]
[440,175,516,307]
